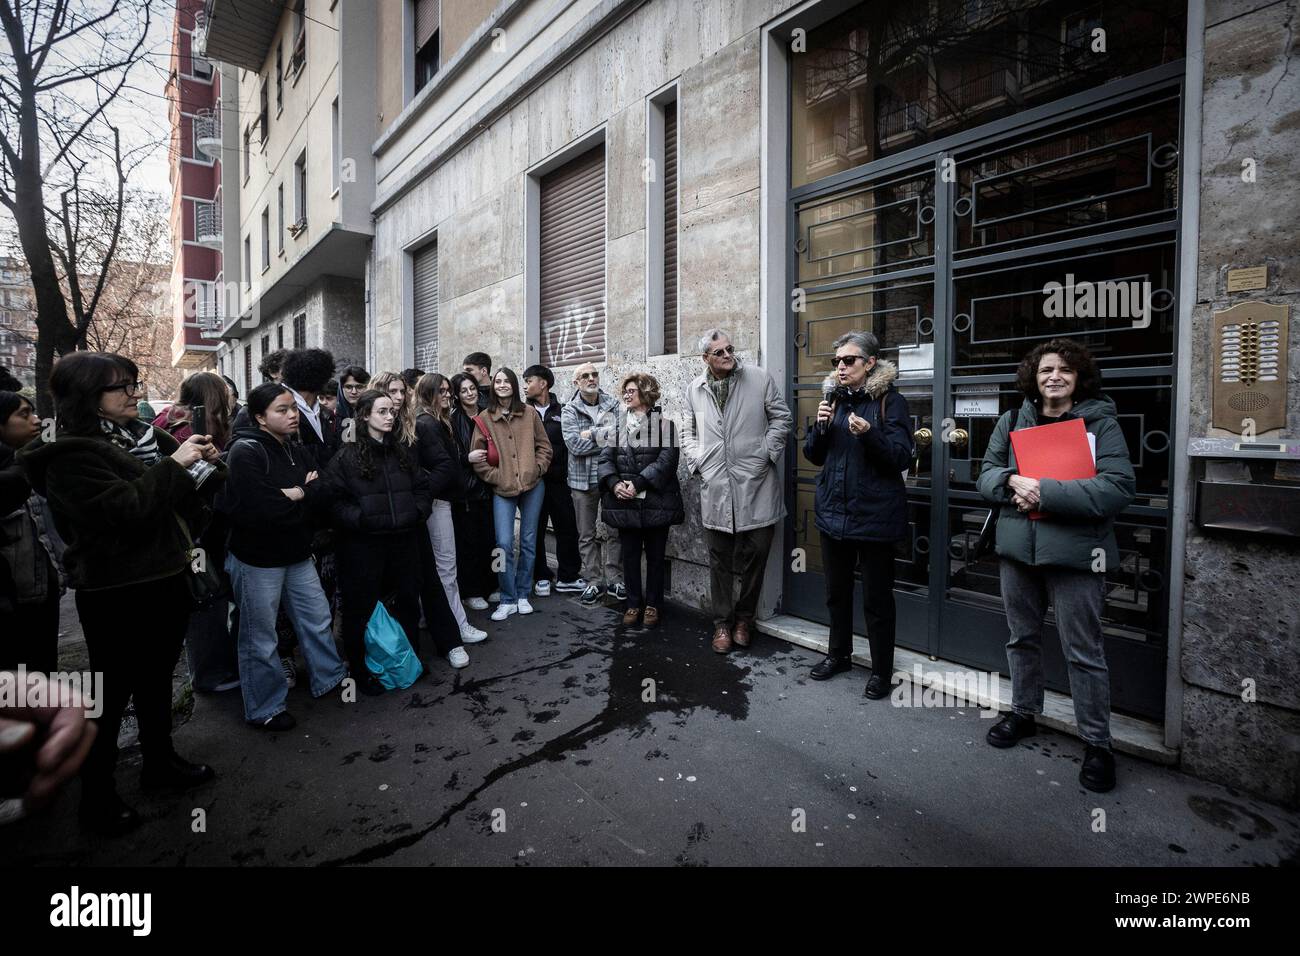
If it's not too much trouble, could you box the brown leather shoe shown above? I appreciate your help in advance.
[733,619,752,648]
[711,625,732,654]
[643,607,660,628]
[622,607,642,626]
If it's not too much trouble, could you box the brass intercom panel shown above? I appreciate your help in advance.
[1212,301,1289,434]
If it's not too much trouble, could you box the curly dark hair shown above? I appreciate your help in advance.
[350,387,412,480]
[259,348,287,381]
[281,347,336,394]
[1015,338,1102,404]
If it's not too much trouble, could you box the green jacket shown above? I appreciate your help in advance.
[976,396,1135,572]
[18,427,222,591]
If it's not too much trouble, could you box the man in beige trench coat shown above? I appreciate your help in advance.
[681,329,793,654]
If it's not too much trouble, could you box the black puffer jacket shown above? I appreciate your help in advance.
[220,426,324,567]
[414,412,460,501]
[598,408,685,530]
[324,435,433,534]
[802,360,914,543]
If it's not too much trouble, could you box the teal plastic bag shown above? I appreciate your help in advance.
[363,602,423,690]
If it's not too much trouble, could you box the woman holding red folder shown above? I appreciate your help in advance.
[976,338,1135,793]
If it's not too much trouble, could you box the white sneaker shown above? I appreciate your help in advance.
[534,580,552,597]
[517,598,534,615]
[466,597,489,611]
[447,647,470,668]
[491,603,518,621]
[489,591,501,603]
[459,623,487,644]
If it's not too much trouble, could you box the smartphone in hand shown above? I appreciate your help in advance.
[190,404,206,438]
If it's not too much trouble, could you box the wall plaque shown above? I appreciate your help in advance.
[1226,266,1268,293]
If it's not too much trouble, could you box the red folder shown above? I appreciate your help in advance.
[1008,418,1095,519]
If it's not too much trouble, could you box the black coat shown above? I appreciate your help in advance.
[802,362,914,543]
[598,409,685,530]
[530,400,569,483]
[18,425,224,590]
[450,406,491,502]
[415,412,460,501]
[219,426,324,567]
[324,435,433,535]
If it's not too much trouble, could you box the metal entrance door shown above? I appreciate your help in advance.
[784,68,1182,719]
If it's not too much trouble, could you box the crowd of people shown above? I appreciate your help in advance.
[0,328,1135,835]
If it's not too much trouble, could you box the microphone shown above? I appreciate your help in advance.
[818,378,837,433]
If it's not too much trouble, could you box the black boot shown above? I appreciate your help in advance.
[1079,744,1116,792]
[986,712,1037,748]
[80,787,141,837]
[140,752,215,791]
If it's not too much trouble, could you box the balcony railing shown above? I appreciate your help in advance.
[194,108,221,159]
[878,101,929,140]
[196,296,223,339]
[932,68,1022,121]
[195,202,222,248]
[193,7,208,56]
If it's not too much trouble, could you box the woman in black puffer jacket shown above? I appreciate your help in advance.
[598,372,684,628]
[802,331,914,700]
[324,388,432,694]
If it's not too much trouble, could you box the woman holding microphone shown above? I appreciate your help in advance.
[801,331,913,700]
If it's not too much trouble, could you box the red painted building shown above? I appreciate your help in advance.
[166,0,222,370]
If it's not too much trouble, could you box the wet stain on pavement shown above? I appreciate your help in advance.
[319,618,753,865]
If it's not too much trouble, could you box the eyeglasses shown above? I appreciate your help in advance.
[622,387,640,396]
[832,355,865,367]
[706,345,736,358]
[576,372,599,381]
[102,380,144,396]
[343,383,365,393]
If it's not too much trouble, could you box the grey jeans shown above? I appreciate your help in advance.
[571,486,622,587]
[999,558,1112,747]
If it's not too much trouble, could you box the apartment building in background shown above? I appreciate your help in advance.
[0,258,37,388]
[195,0,373,396]
[362,0,1300,808]
[165,0,222,371]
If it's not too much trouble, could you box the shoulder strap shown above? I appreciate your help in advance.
[233,437,271,476]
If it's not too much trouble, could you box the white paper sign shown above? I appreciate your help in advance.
[954,393,1000,417]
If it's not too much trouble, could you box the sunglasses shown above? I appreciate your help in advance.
[576,372,599,380]
[833,355,866,367]
[706,345,736,358]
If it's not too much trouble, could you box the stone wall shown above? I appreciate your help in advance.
[1181,0,1300,808]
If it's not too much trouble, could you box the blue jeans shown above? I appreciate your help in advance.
[492,483,545,603]
[227,554,348,723]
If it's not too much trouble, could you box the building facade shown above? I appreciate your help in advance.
[165,0,223,371]
[363,0,1299,807]
[196,0,373,396]
[0,257,37,388]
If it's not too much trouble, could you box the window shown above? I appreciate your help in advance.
[261,334,271,367]
[261,206,270,272]
[243,343,253,392]
[289,0,306,78]
[293,313,306,349]
[413,0,440,94]
[331,97,340,194]
[538,144,606,367]
[190,39,212,80]
[647,90,679,355]
[258,80,269,145]
[292,149,307,234]
[277,325,285,349]
[243,126,251,182]
[412,241,438,370]
[277,183,285,253]
[243,235,251,286]
[275,42,283,112]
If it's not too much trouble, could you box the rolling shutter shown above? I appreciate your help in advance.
[412,241,439,371]
[663,101,679,355]
[539,144,606,367]
[415,0,440,49]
